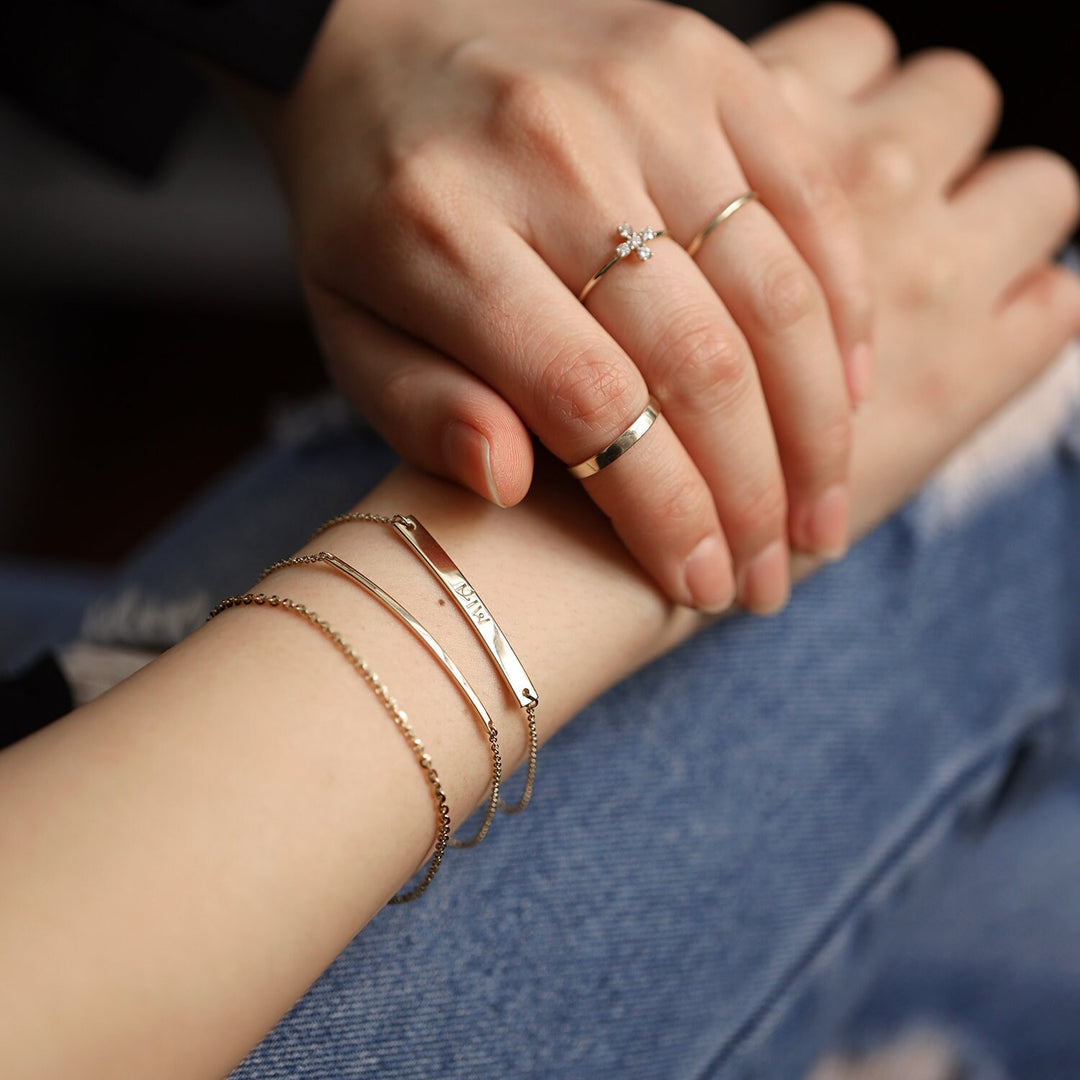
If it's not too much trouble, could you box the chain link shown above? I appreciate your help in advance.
[207,592,450,904]
[309,511,403,540]
[498,701,537,814]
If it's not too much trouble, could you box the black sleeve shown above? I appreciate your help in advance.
[0,0,332,176]
[0,654,73,752]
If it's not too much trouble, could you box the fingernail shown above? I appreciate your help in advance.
[740,540,790,616]
[477,430,508,508]
[846,342,874,407]
[683,534,736,613]
[443,420,507,508]
[795,483,849,560]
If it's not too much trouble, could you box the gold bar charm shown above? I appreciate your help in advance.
[392,516,538,709]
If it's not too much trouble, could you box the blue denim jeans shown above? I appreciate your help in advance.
[4,350,1080,1078]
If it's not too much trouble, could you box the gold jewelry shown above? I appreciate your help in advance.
[257,553,502,848]
[567,396,661,479]
[310,514,539,814]
[579,223,667,302]
[207,592,450,904]
[685,192,758,258]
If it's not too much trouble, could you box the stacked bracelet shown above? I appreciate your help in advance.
[257,552,503,848]
[210,513,541,903]
[311,513,539,813]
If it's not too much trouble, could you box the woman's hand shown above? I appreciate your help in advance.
[750,5,1080,540]
[244,0,874,616]
[5,12,1080,1079]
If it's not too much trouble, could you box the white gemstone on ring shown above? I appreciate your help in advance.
[613,225,661,262]
[579,223,666,302]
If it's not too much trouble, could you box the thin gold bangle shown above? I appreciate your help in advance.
[207,592,450,904]
[257,553,503,848]
[311,512,539,813]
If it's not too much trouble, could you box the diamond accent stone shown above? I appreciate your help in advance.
[612,224,661,261]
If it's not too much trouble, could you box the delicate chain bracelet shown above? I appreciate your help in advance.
[206,592,450,904]
[256,552,503,848]
[311,512,539,813]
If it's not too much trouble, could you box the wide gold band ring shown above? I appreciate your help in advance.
[568,396,662,479]
[578,223,667,302]
[685,192,758,259]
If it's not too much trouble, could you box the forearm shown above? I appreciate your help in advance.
[0,456,702,1080]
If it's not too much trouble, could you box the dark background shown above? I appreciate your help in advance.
[1,0,1076,569]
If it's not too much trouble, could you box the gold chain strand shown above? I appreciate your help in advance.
[257,553,502,848]
[501,702,537,814]
[310,512,539,814]
[206,592,450,904]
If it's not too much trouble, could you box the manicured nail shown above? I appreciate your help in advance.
[683,534,736,613]
[477,430,508,508]
[740,540,790,615]
[443,420,507,508]
[796,483,850,560]
[846,342,874,407]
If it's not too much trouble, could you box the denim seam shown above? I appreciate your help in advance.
[698,688,1074,1079]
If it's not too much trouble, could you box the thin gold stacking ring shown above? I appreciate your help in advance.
[686,192,758,258]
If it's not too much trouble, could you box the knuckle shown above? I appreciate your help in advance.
[653,318,751,410]
[767,62,815,114]
[589,52,641,109]
[539,345,639,445]
[493,69,576,149]
[898,242,961,309]
[381,143,440,217]
[652,470,714,535]
[817,4,898,62]
[376,362,428,421]
[726,480,789,549]
[845,134,921,203]
[377,145,464,260]
[640,5,719,56]
[752,257,821,333]
[449,42,586,171]
[488,70,600,189]
[789,157,848,226]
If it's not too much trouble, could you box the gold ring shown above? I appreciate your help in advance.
[685,192,758,258]
[568,396,662,479]
[579,223,667,302]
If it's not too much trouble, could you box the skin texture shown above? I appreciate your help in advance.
[239,0,880,617]
[2,7,1080,1078]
